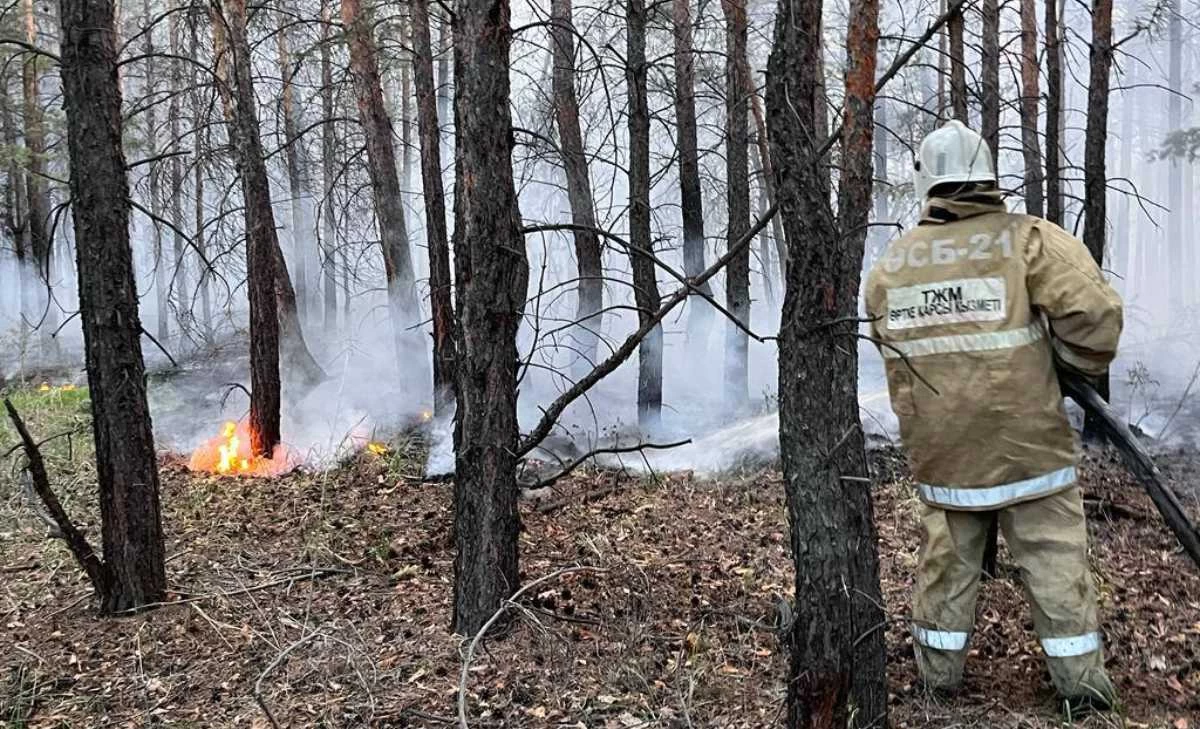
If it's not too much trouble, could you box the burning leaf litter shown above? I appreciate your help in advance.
[188,420,294,477]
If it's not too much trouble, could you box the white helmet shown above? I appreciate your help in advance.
[914,120,996,199]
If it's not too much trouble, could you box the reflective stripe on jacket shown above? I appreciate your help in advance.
[865,194,1123,511]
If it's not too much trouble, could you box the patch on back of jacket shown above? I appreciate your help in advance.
[886,277,1006,330]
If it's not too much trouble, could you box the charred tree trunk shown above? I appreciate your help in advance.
[277,11,313,323]
[437,11,450,147]
[723,0,750,410]
[768,0,888,723]
[980,0,999,168]
[551,0,603,374]
[23,0,54,355]
[948,1,967,123]
[450,0,528,636]
[1081,0,1112,443]
[320,0,338,334]
[1019,0,1043,216]
[413,0,457,413]
[626,0,663,431]
[671,0,713,354]
[342,0,426,387]
[1045,0,1063,225]
[60,0,167,613]
[212,0,282,457]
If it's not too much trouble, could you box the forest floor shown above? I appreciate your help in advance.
[2,384,1199,728]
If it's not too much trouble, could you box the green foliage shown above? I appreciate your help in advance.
[1158,127,1200,162]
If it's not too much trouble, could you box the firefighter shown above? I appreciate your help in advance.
[865,120,1123,715]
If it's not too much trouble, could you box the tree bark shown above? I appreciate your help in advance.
[767,0,888,723]
[671,0,714,354]
[1081,0,1112,443]
[1045,0,1063,225]
[168,7,190,337]
[23,0,54,355]
[413,0,457,413]
[1019,0,1043,216]
[1,74,31,323]
[626,0,663,432]
[143,0,170,343]
[320,0,338,334]
[723,0,750,411]
[980,0,999,167]
[190,12,213,343]
[59,0,167,613]
[551,0,603,374]
[450,0,528,636]
[342,0,426,388]
[277,9,313,324]
[212,0,282,457]
[751,91,787,282]
[948,2,967,123]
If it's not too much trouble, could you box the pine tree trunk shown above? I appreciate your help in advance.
[767,0,888,723]
[551,0,603,374]
[212,0,282,457]
[23,0,54,356]
[750,92,787,282]
[980,0,999,167]
[450,0,528,635]
[1,76,31,324]
[143,0,170,344]
[1115,64,1135,285]
[1082,0,1112,442]
[1045,0,1064,225]
[1019,0,1043,216]
[437,12,451,148]
[342,0,426,389]
[722,0,750,411]
[626,0,663,432]
[60,0,167,613]
[277,10,313,324]
[191,12,213,344]
[168,7,190,338]
[400,20,414,217]
[1167,2,1182,307]
[948,2,967,123]
[671,0,714,354]
[413,0,457,413]
[320,0,338,335]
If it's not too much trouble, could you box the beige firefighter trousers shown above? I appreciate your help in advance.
[911,486,1116,702]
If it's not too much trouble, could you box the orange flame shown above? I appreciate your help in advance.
[189,420,290,477]
[366,442,389,456]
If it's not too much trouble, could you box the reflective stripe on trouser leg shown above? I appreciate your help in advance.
[1041,632,1101,658]
[911,505,990,689]
[999,487,1116,704]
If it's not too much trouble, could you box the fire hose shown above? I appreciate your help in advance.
[1059,372,1200,571]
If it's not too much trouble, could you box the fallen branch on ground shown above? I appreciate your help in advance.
[1061,374,1200,571]
[3,398,110,596]
[526,438,691,490]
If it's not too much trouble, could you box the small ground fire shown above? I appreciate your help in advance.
[188,420,291,477]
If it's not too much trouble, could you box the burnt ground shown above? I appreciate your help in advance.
[2,407,1200,727]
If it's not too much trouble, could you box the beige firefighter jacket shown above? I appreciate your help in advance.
[865,193,1123,511]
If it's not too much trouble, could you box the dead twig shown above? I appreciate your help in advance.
[254,632,321,729]
[457,566,602,729]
